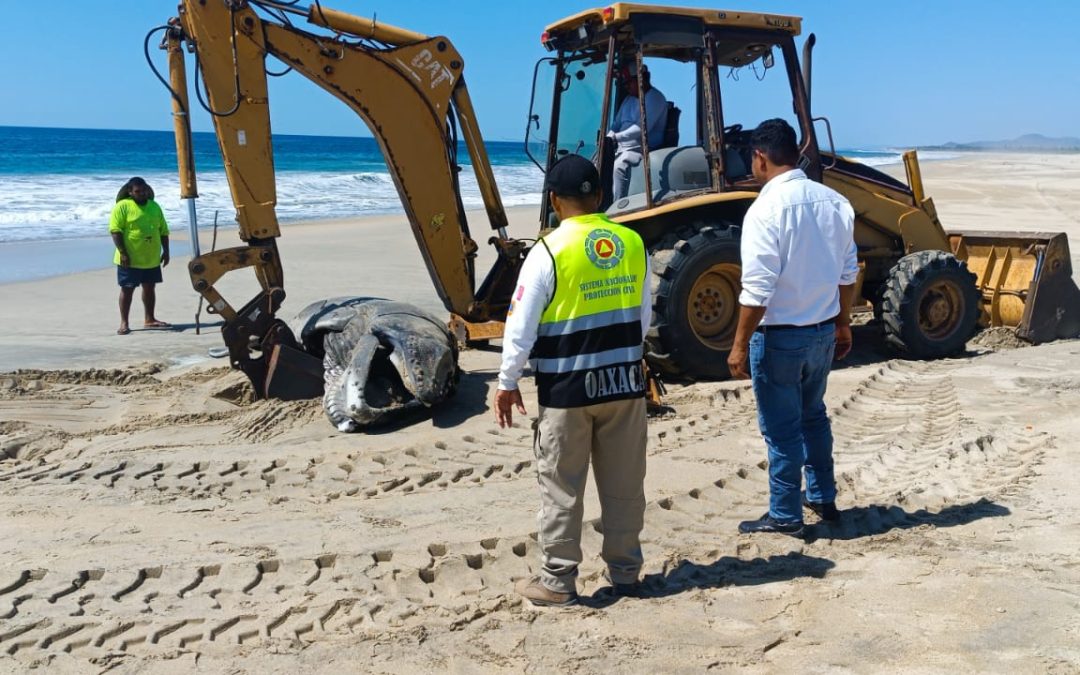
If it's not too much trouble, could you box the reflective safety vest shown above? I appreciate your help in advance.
[533,213,647,408]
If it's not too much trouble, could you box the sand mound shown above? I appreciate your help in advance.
[970,326,1031,351]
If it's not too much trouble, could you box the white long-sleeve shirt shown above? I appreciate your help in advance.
[739,168,859,326]
[609,87,668,152]
[498,236,652,391]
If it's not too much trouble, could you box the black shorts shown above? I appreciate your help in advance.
[117,265,163,288]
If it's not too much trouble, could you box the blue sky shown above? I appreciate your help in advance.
[1,1,1077,147]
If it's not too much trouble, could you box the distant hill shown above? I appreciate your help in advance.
[922,133,1080,152]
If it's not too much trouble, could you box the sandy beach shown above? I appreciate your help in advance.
[1,152,1079,673]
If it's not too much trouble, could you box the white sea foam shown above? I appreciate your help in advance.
[0,163,545,243]
[853,149,961,167]
[0,150,962,243]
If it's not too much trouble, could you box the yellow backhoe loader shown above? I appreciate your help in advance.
[157,1,1080,397]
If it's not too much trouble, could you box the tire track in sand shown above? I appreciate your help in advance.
[0,362,1051,663]
[0,427,537,504]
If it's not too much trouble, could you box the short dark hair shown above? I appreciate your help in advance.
[750,118,799,167]
[117,176,153,203]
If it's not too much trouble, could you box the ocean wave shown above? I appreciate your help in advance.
[0,149,960,243]
[0,164,546,243]
[852,149,962,167]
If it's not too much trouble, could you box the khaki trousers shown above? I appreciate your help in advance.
[533,397,647,593]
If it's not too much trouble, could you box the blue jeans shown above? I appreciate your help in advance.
[749,323,837,524]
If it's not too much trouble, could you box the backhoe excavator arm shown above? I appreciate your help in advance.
[165,0,523,395]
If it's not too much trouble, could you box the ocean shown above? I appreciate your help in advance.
[0,125,544,245]
[0,125,951,282]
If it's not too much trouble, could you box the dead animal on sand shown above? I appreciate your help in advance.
[291,297,459,431]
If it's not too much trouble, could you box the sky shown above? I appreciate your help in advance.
[1,1,1078,148]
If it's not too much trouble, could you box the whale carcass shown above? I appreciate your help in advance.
[290,297,459,431]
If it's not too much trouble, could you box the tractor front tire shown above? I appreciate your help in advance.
[647,224,742,380]
[880,250,980,358]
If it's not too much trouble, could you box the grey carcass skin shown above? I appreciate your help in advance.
[291,297,459,431]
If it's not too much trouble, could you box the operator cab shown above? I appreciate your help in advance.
[526,6,820,225]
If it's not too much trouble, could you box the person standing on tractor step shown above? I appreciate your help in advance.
[110,177,171,336]
[494,154,652,607]
[728,119,858,537]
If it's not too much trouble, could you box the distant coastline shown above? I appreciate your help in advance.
[917,133,1080,153]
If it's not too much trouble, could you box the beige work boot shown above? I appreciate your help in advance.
[515,576,578,607]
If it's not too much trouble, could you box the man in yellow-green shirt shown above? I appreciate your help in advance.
[109,177,171,335]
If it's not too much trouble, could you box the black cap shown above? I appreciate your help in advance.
[545,154,600,197]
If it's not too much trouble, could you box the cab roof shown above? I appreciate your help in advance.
[545,3,802,37]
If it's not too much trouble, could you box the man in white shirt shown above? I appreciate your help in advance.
[607,63,668,200]
[727,118,859,537]
[494,154,652,606]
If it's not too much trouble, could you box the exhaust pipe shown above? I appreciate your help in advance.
[801,33,816,112]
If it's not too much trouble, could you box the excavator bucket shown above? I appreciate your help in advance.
[949,231,1080,344]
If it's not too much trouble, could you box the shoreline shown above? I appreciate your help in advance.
[0,206,542,286]
[2,151,1073,283]
[0,204,542,372]
[0,146,980,285]
[0,150,1013,286]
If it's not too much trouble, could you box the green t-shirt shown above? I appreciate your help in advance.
[109,199,169,269]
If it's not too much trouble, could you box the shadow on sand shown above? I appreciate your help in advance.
[805,498,1010,543]
[582,551,835,608]
[432,369,498,428]
[359,369,498,434]
[581,500,1009,607]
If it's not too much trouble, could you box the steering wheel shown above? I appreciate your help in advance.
[723,123,743,137]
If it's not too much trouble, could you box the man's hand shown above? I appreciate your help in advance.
[161,251,170,267]
[729,306,765,381]
[494,388,526,429]
[835,323,853,360]
[119,253,130,268]
[727,343,750,380]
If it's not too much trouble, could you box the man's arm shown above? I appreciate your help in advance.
[109,204,129,267]
[727,305,766,379]
[158,203,170,267]
[728,204,779,379]
[834,283,855,360]
[110,232,129,268]
[494,247,553,428]
[610,123,642,146]
[834,203,859,359]
[737,205,780,311]
[609,98,642,145]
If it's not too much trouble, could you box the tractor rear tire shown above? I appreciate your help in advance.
[880,250,980,358]
[647,223,742,380]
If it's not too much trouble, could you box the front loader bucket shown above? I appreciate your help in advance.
[949,231,1080,344]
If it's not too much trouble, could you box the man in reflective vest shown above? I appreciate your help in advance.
[494,154,652,607]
